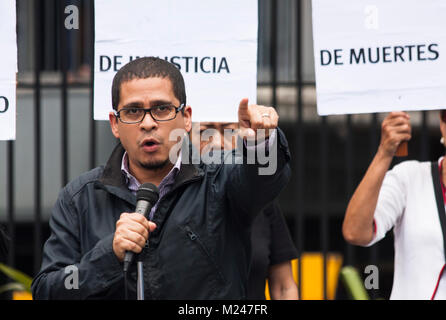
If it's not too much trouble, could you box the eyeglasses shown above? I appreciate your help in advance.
[114,104,185,124]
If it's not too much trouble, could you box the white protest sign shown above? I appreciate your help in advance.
[94,0,258,122]
[312,0,446,115]
[0,0,17,140]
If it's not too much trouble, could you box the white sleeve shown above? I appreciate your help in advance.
[364,163,407,247]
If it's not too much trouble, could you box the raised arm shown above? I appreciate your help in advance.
[226,99,291,223]
[342,112,411,246]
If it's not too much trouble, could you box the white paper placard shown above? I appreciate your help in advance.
[0,0,17,140]
[94,0,258,122]
[312,0,446,115]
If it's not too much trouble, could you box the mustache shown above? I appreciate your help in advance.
[138,134,164,146]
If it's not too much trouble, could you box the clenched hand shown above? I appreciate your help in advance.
[113,212,157,262]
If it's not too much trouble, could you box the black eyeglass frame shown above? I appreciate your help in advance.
[113,103,186,124]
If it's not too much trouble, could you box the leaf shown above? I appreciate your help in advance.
[340,265,370,300]
[0,263,32,292]
[0,282,26,295]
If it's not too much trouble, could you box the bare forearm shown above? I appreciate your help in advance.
[268,262,298,300]
[270,282,298,300]
[343,149,393,245]
[343,112,411,246]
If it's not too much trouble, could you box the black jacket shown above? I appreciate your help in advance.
[31,130,291,299]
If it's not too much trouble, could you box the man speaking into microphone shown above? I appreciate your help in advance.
[31,57,291,299]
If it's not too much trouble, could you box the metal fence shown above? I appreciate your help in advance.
[0,0,443,299]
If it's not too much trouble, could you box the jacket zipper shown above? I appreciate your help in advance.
[184,226,226,285]
[145,175,203,240]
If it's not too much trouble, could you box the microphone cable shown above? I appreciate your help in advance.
[124,269,129,300]
[121,183,159,300]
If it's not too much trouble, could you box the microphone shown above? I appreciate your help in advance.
[123,183,159,273]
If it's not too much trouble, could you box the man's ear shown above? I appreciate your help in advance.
[183,105,192,133]
[109,111,120,139]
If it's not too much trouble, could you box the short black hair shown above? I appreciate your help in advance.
[111,57,186,110]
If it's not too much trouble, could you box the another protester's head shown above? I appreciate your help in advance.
[440,110,446,148]
[440,110,446,123]
[109,57,192,172]
[192,122,239,155]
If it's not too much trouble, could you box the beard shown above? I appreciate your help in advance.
[138,157,171,171]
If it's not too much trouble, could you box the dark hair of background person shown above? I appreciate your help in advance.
[111,56,187,111]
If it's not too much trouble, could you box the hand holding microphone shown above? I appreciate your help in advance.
[112,183,159,272]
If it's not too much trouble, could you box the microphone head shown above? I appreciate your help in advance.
[137,183,160,204]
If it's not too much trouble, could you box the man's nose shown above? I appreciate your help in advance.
[210,131,225,150]
[140,111,158,131]
[206,132,221,150]
[219,131,228,151]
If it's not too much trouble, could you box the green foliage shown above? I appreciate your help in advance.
[340,266,370,300]
[0,263,32,293]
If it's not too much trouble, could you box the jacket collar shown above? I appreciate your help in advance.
[98,138,204,201]
[99,142,128,188]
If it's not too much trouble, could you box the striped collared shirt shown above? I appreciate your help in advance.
[121,151,181,220]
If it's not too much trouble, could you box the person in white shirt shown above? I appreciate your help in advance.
[343,111,446,300]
